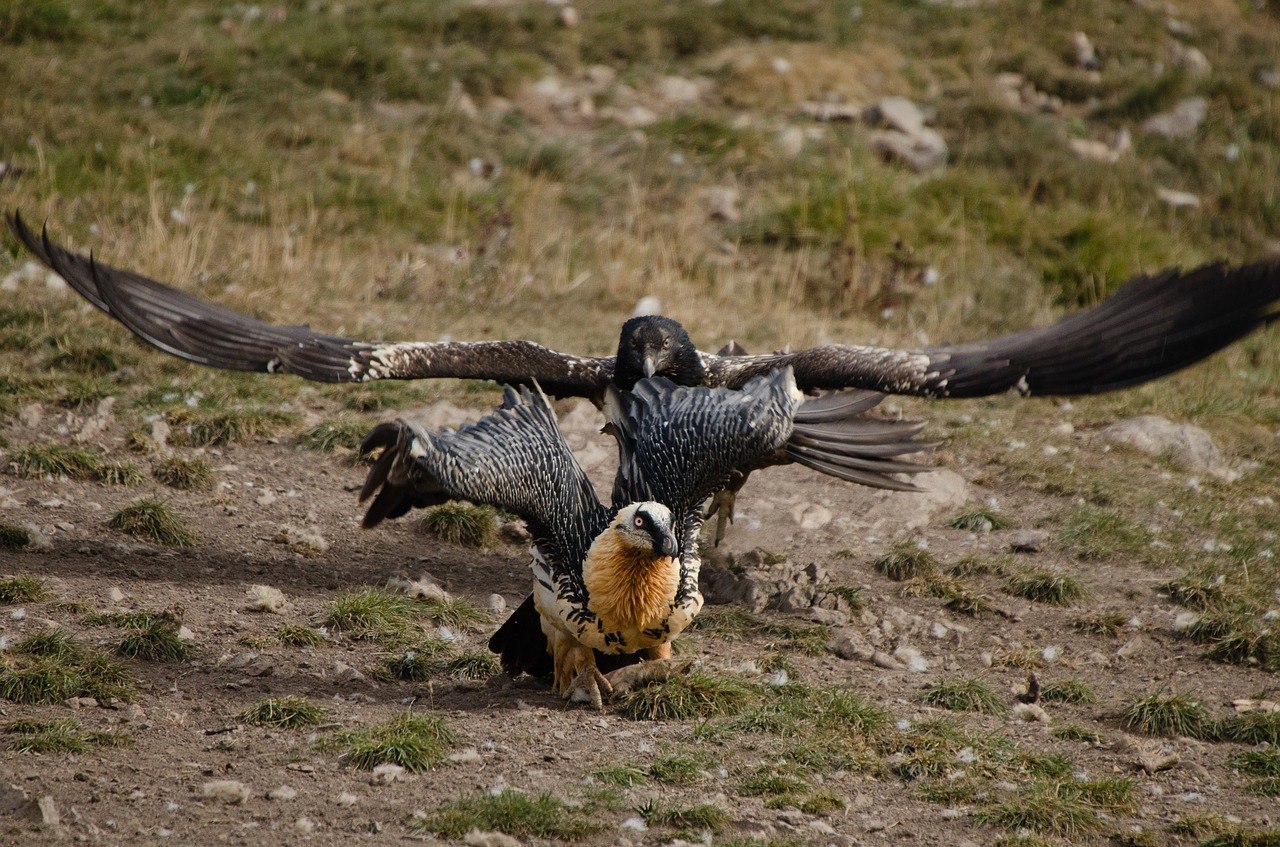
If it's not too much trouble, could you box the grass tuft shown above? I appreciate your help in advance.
[423,596,490,629]
[107,499,197,547]
[975,782,1099,837]
[168,406,296,447]
[0,630,135,704]
[151,454,215,490]
[647,751,708,785]
[0,574,45,603]
[948,508,1014,532]
[4,717,132,753]
[0,525,33,550]
[444,650,500,681]
[1123,692,1210,737]
[295,418,368,452]
[115,611,194,662]
[874,541,936,581]
[331,712,456,772]
[1219,711,1280,745]
[1071,612,1127,637]
[1059,506,1150,561]
[241,696,326,729]
[416,503,498,547]
[278,624,326,647]
[1004,567,1088,605]
[619,670,756,721]
[325,589,418,640]
[1051,724,1101,743]
[1040,679,1096,704]
[639,799,730,833]
[10,443,102,479]
[922,677,1005,714]
[413,790,598,840]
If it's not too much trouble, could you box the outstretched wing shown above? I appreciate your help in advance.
[7,213,614,399]
[605,370,802,516]
[359,384,609,579]
[703,258,1280,397]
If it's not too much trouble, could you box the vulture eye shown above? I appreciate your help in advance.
[633,515,645,529]
[661,338,671,349]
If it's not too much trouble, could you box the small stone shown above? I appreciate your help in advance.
[245,584,288,614]
[864,96,927,135]
[107,587,126,604]
[930,622,950,640]
[631,296,661,318]
[294,817,316,834]
[1115,635,1150,660]
[386,573,449,602]
[558,6,579,27]
[829,630,874,661]
[791,503,833,530]
[1259,66,1280,90]
[1042,645,1063,663]
[333,661,367,685]
[371,764,405,786]
[486,594,507,615]
[872,651,902,670]
[36,796,58,826]
[806,607,848,627]
[267,786,297,801]
[1073,31,1100,70]
[701,186,741,222]
[464,831,523,847]
[1009,529,1049,553]
[1098,415,1230,478]
[1142,96,1207,140]
[869,128,948,172]
[1156,186,1201,209]
[336,792,358,807]
[656,76,704,105]
[64,696,98,709]
[202,780,250,805]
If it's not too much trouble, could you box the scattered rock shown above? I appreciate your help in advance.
[371,764,405,785]
[1068,128,1130,164]
[1073,32,1100,70]
[828,629,875,661]
[386,573,449,602]
[872,650,903,670]
[991,72,1063,113]
[864,96,927,135]
[701,186,741,222]
[700,550,828,613]
[1142,96,1206,140]
[487,593,507,615]
[333,661,368,686]
[869,128,948,172]
[336,792,358,807]
[107,586,127,605]
[558,6,579,28]
[805,607,848,627]
[245,584,288,613]
[791,503,832,530]
[1232,698,1280,714]
[1097,415,1231,478]
[631,296,662,318]
[1115,635,1150,660]
[464,831,523,847]
[267,786,298,801]
[1172,611,1200,632]
[1156,187,1201,209]
[1009,529,1049,553]
[1011,703,1049,723]
[273,524,329,558]
[656,76,708,105]
[202,780,250,805]
[1169,43,1210,76]
[1259,66,1280,90]
[295,817,316,834]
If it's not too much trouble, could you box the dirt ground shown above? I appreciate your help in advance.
[2,390,1278,847]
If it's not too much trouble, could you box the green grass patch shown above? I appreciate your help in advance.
[107,499,197,547]
[0,574,45,603]
[423,596,490,629]
[0,630,135,704]
[295,418,368,452]
[1052,724,1101,743]
[619,669,757,721]
[241,696,326,729]
[874,540,936,581]
[151,454,215,490]
[1231,746,1280,778]
[416,503,499,547]
[412,789,597,840]
[975,782,1100,838]
[325,589,419,640]
[278,624,326,647]
[1071,612,1127,637]
[4,717,131,753]
[1004,567,1087,605]
[10,443,136,485]
[114,611,194,662]
[647,751,709,785]
[1123,692,1210,738]
[1163,571,1232,610]
[592,764,648,787]
[922,677,1005,714]
[167,406,296,446]
[378,637,453,681]
[688,607,828,654]
[638,799,730,833]
[443,650,500,681]
[1059,506,1150,561]
[1040,679,1096,704]
[1219,710,1280,745]
[948,508,1014,532]
[0,525,32,550]
[329,712,456,772]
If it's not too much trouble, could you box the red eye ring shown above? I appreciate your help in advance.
[633,516,644,528]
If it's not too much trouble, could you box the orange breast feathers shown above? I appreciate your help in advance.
[581,528,680,634]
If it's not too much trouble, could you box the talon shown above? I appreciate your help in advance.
[567,666,613,710]
[604,658,693,696]
[706,490,736,547]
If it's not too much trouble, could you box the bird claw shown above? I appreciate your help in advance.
[604,658,693,696]
[566,666,614,710]
[705,490,736,547]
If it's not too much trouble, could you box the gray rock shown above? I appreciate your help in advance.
[332,661,367,685]
[1009,529,1049,553]
[487,593,507,615]
[828,629,874,661]
[806,607,848,627]
[863,469,970,532]
[1156,187,1201,209]
[464,830,523,847]
[1073,32,1100,70]
[700,550,828,613]
[1259,66,1280,90]
[869,128,947,172]
[791,502,832,530]
[1142,96,1206,140]
[1097,415,1231,478]
[864,96,927,135]
[871,651,903,670]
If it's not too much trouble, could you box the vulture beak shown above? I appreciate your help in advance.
[642,354,658,379]
[658,530,679,559]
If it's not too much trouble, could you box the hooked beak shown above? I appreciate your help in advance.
[658,531,679,559]
[642,354,658,379]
